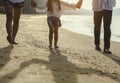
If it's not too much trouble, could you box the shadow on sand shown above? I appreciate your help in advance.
[0,48,120,83]
[0,45,13,70]
[102,53,120,65]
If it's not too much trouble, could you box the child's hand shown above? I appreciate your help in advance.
[31,0,37,8]
[76,0,83,9]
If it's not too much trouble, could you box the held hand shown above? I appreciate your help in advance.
[31,0,37,8]
[76,0,83,9]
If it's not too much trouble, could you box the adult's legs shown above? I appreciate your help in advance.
[94,11,103,50]
[12,7,22,44]
[103,10,112,54]
[3,0,13,44]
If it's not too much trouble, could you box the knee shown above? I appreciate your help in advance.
[13,18,20,24]
[54,28,58,32]
[104,24,111,31]
[104,25,110,29]
[104,27,111,33]
[6,13,13,21]
[94,26,100,31]
[49,29,53,34]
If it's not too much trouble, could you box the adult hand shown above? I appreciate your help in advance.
[76,0,83,9]
[31,0,37,8]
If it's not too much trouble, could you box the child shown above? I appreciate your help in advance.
[3,0,24,44]
[31,0,83,48]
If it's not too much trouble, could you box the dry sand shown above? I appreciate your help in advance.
[0,14,120,83]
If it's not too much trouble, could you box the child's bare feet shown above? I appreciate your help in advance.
[54,46,59,48]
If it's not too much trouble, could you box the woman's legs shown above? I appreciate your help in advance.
[3,1,22,44]
[12,7,22,44]
[3,0,13,44]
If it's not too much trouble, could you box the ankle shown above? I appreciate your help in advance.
[103,49,112,54]
[95,45,101,51]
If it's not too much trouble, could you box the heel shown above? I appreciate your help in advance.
[7,36,13,44]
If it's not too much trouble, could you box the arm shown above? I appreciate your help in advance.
[31,0,37,8]
[76,0,83,9]
[61,0,83,10]
[31,0,47,8]
[61,1,76,9]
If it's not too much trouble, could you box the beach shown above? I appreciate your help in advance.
[0,14,120,83]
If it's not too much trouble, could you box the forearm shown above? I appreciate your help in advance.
[76,0,83,9]
[61,1,76,9]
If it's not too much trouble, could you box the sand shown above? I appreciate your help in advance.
[0,14,120,83]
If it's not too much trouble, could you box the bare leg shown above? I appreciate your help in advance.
[49,26,54,48]
[54,27,59,48]
[12,7,22,44]
[3,0,13,44]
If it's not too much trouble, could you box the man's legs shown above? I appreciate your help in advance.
[103,10,112,54]
[94,11,102,51]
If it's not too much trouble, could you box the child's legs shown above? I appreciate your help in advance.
[12,7,22,42]
[49,25,54,46]
[54,27,59,47]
